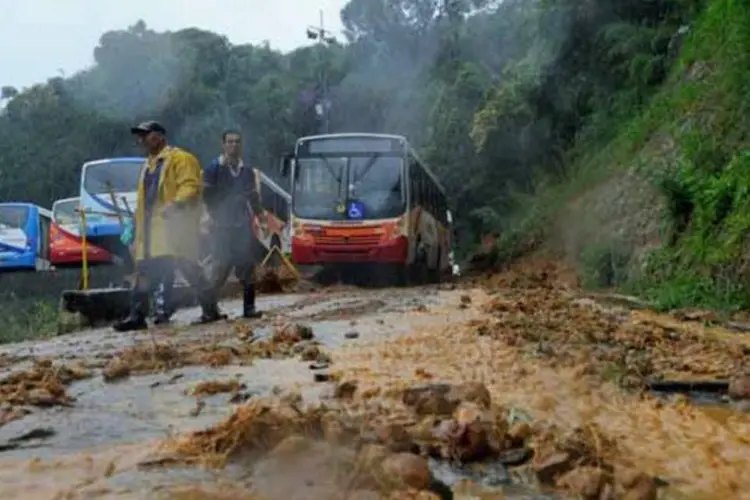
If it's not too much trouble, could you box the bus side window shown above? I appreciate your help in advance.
[260,183,273,215]
[276,193,289,223]
[426,181,435,218]
[417,168,425,208]
[408,157,418,206]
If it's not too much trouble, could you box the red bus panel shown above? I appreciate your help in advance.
[50,222,112,266]
[291,221,408,265]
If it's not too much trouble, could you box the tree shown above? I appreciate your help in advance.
[0,0,700,248]
[1,86,18,100]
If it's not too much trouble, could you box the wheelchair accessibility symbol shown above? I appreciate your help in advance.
[347,201,365,219]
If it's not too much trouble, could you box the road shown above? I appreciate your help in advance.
[0,263,748,499]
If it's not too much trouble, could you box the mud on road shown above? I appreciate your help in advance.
[0,262,749,499]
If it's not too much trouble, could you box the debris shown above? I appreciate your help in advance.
[188,379,243,397]
[189,399,206,418]
[728,375,750,400]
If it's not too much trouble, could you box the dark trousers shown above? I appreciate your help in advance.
[129,256,217,317]
[209,226,256,287]
[129,256,175,317]
[176,257,218,311]
[209,225,258,313]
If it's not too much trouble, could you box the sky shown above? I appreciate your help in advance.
[1,0,348,90]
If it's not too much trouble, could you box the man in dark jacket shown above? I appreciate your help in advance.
[203,129,265,318]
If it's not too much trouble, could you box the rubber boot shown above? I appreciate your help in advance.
[191,288,227,325]
[152,282,173,325]
[113,290,149,332]
[242,282,262,319]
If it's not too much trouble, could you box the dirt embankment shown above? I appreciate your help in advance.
[128,260,750,499]
[3,261,750,499]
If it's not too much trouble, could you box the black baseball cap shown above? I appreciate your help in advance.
[130,120,166,135]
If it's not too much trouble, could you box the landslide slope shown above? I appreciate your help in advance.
[536,0,750,311]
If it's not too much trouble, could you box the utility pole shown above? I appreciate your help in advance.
[306,9,337,134]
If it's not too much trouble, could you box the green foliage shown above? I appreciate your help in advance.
[623,0,750,310]
[580,243,631,289]
[2,0,740,316]
[0,299,58,343]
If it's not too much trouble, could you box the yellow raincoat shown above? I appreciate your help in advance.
[133,146,203,262]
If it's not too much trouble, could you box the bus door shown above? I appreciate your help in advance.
[36,207,52,270]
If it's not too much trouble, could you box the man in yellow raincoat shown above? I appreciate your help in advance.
[113,121,223,331]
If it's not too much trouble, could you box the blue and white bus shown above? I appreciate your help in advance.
[79,157,143,262]
[0,202,53,272]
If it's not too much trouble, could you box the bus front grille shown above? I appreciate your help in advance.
[314,235,382,245]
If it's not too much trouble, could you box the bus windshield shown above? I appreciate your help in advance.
[83,161,143,195]
[53,200,79,225]
[0,205,30,230]
[293,155,405,220]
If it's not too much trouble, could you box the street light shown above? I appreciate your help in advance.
[307,9,337,133]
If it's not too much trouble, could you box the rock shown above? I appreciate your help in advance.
[300,344,321,362]
[333,380,357,399]
[533,451,575,484]
[428,403,494,462]
[357,443,391,469]
[616,469,658,500]
[102,358,131,382]
[448,382,492,409]
[402,382,492,417]
[291,340,318,355]
[380,453,432,491]
[450,403,493,461]
[0,408,30,426]
[460,294,472,304]
[345,331,360,339]
[728,375,750,400]
[314,372,331,383]
[498,447,533,466]
[267,435,312,459]
[273,323,314,343]
[375,423,418,453]
[508,421,532,444]
[556,466,606,499]
[229,391,253,404]
[402,384,456,416]
[309,363,329,370]
[296,324,315,340]
[26,389,64,407]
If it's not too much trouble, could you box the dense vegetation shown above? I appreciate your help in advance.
[5,0,750,320]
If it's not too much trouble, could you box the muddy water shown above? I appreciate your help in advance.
[0,286,538,498]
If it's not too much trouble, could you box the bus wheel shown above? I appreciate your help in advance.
[394,264,410,287]
[410,242,429,285]
[430,248,442,284]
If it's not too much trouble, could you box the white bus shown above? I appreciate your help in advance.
[254,169,292,262]
[79,157,143,262]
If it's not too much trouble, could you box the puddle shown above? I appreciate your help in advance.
[0,358,322,461]
[0,294,305,360]
[0,286,534,498]
[429,459,559,499]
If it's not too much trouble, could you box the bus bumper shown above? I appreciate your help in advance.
[0,252,36,270]
[292,236,408,265]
